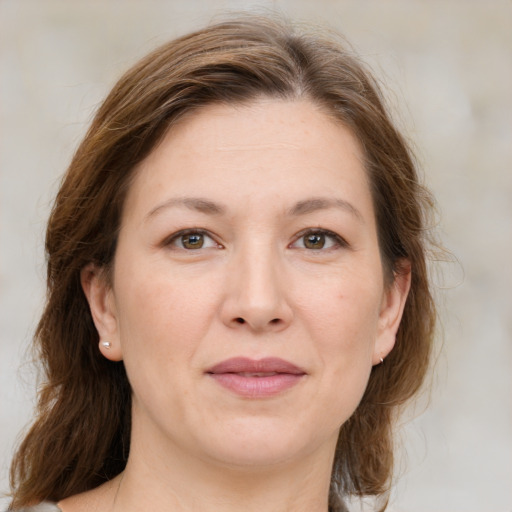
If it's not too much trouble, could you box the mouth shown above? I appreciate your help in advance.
[206,357,306,398]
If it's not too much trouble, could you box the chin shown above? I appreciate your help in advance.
[208,442,303,469]
[198,415,335,469]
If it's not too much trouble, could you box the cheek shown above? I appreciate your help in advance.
[300,266,383,350]
[314,299,378,385]
[112,258,215,373]
[111,269,210,422]
[298,269,382,412]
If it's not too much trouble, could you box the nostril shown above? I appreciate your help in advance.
[232,317,284,327]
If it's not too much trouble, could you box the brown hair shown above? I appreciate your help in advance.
[9,15,436,511]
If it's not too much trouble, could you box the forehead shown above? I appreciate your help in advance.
[124,98,373,221]
[160,98,361,159]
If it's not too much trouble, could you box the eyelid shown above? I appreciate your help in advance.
[164,228,223,249]
[290,228,349,250]
[161,227,348,251]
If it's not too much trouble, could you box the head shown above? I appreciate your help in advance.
[10,15,436,511]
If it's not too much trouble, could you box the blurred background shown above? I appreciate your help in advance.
[0,1,510,511]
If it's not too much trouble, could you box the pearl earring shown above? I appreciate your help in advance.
[101,341,112,350]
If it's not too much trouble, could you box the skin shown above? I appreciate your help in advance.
[69,98,410,512]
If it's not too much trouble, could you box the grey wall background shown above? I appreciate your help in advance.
[1,1,511,511]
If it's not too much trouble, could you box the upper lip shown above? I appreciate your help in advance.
[207,357,306,375]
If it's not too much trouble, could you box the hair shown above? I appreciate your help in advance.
[9,14,436,512]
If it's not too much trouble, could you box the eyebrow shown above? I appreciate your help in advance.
[288,197,364,223]
[145,195,364,223]
[146,197,226,220]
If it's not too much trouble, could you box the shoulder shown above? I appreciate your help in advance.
[10,503,61,512]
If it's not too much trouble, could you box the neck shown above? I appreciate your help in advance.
[112,415,336,512]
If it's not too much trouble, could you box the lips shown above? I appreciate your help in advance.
[206,357,306,398]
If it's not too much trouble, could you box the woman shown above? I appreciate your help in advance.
[9,15,436,512]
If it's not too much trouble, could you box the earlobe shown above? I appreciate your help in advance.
[80,263,123,362]
[373,260,412,365]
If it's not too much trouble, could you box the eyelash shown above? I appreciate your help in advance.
[164,228,348,251]
[164,229,221,250]
[290,228,348,251]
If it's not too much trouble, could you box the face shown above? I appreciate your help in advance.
[83,99,409,472]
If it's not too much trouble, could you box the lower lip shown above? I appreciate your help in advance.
[208,373,304,398]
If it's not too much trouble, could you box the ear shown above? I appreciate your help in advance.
[373,260,412,365]
[81,263,123,362]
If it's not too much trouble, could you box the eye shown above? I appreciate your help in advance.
[167,229,220,250]
[291,229,346,250]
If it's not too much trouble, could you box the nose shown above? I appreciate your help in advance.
[220,244,293,333]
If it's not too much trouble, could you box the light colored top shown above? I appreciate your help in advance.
[13,503,61,512]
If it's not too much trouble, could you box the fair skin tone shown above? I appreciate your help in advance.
[65,98,410,512]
